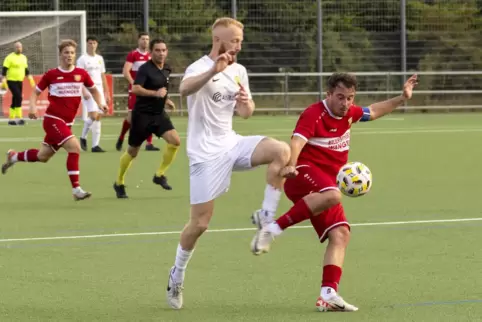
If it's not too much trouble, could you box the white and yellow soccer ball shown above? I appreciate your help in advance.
[336,162,373,197]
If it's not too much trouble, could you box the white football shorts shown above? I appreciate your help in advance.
[82,84,106,121]
[189,135,266,205]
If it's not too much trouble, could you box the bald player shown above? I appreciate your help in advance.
[1,42,35,125]
[165,17,291,309]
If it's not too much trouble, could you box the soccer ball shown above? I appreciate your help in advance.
[336,162,373,197]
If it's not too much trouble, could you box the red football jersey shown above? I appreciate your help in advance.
[36,67,95,124]
[126,49,151,90]
[293,100,369,177]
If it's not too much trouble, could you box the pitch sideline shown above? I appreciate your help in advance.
[0,217,481,243]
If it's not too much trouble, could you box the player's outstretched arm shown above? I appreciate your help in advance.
[280,135,308,178]
[180,52,235,97]
[368,74,417,121]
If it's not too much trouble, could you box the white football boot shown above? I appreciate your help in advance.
[250,225,275,255]
[72,187,92,201]
[1,149,16,175]
[251,209,274,229]
[316,291,359,312]
[166,266,184,309]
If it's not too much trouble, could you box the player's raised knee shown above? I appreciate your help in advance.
[276,140,291,165]
[323,189,342,208]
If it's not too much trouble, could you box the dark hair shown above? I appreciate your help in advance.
[327,73,358,92]
[86,36,99,43]
[149,38,166,51]
[138,32,149,39]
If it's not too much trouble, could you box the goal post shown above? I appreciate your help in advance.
[0,11,87,74]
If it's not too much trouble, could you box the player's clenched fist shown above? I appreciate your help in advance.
[156,87,167,98]
[402,74,418,100]
[28,106,37,120]
[213,51,235,73]
[236,84,249,105]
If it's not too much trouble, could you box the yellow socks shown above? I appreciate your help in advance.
[15,107,22,119]
[116,152,134,185]
[156,144,179,177]
[9,108,15,120]
[10,107,22,120]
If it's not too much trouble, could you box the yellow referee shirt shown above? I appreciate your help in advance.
[2,53,28,81]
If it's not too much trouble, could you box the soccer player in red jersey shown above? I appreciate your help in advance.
[116,32,159,152]
[251,72,418,312]
[1,39,107,201]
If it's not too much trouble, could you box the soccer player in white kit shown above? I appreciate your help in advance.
[77,36,110,152]
[166,17,291,309]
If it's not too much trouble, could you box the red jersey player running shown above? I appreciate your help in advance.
[116,32,159,152]
[251,73,418,312]
[1,39,107,200]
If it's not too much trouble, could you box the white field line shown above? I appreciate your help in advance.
[1,127,482,143]
[0,217,481,243]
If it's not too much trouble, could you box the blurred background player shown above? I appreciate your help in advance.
[116,32,159,152]
[77,36,110,153]
[1,39,107,201]
[0,41,36,126]
[250,72,418,312]
[166,17,291,310]
[113,38,179,198]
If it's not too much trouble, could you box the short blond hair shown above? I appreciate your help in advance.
[58,39,77,53]
[212,17,244,30]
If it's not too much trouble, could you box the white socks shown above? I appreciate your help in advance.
[262,184,282,216]
[91,120,101,147]
[81,119,101,147]
[267,222,283,236]
[321,287,336,300]
[172,244,194,284]
[81,118,93,139]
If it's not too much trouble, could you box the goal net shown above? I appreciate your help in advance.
[0,11,87,75]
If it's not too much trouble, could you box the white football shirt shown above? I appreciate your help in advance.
[76,53,106,87]
[183,55,252,165]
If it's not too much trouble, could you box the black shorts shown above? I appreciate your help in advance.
[128,110,174,147]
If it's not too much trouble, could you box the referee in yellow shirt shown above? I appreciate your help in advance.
[0,42,35,125]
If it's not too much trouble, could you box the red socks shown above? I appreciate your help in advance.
[146,134,153,144]
[119,119,130,140]
[322,265,342,291]
[67,152,80,188]
[275,199,312,230]
[17,149,39,162]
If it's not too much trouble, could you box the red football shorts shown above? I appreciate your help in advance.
[128,93,136,110]
[284,164,350,243]
[42,116,74,152]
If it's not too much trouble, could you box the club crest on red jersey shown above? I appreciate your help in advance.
[74,75,81,81]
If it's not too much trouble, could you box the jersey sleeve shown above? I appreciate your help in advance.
[351,105,371,123]
[238,66,252,99]
[83,70,95,88]
[133,64,148,86]
[293,107,317,141]
[182,62,208,81]
[100,57,106,73]
[2,55,10,68]
[36,70,51,92]
[125,51,135,63]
